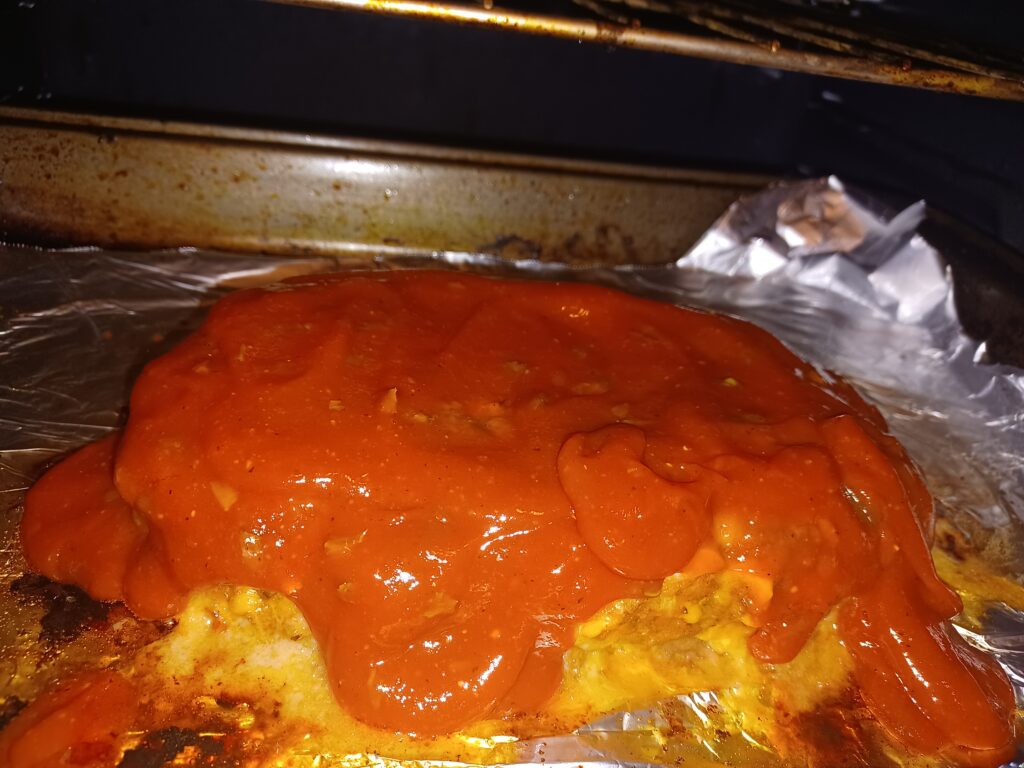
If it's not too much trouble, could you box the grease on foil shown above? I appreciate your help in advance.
[1,177,1023,766]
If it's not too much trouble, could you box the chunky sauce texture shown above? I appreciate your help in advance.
[19,272,1015,762]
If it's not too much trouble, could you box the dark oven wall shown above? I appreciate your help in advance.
[2,0,1024,259]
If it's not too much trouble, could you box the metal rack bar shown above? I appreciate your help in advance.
[261,0,1024,101]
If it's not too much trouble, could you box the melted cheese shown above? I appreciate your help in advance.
[135,570,851,766]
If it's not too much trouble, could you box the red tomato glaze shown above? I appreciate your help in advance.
[20,272,1015,762]
[0,672,137,768]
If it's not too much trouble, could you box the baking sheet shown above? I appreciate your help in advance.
[2,176,1023,764]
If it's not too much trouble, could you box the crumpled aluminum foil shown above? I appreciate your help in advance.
[2,176,1022,765]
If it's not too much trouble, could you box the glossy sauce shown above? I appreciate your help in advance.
[19,272,1015,762]
[0,671,137,768]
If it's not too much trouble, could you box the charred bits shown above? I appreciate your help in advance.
[11,572,109,645]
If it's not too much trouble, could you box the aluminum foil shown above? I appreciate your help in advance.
[2,176,1023,766]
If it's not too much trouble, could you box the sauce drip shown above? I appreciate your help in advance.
[21,272,1015,760]
[0,672,137,768]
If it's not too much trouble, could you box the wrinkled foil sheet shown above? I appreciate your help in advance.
[2,176,1024,765]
